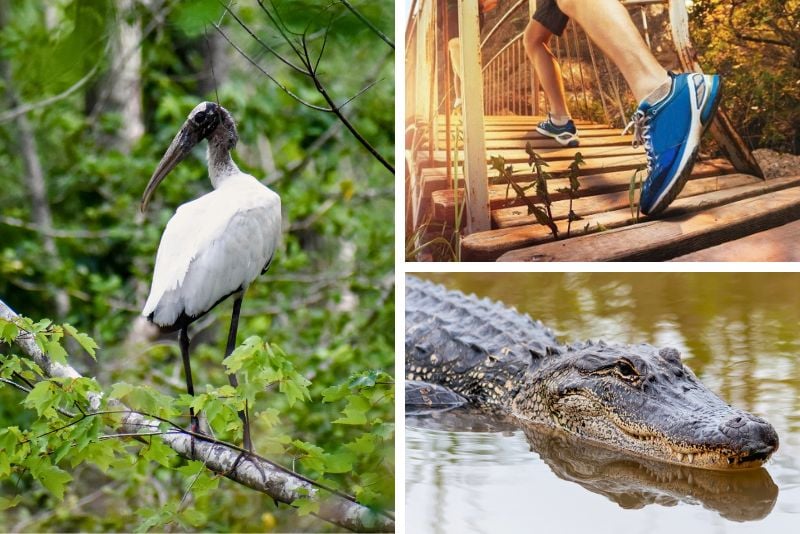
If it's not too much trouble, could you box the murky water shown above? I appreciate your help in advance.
[406,273,800,534]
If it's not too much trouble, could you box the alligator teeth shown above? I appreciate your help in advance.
[677,453,685,462]
[687,453,694,464]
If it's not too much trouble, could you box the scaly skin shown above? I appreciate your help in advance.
[406,276,779,470]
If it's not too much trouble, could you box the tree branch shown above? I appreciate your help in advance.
[0,298,394,533]
[222,2,394,175]
[0,63,100,124]
[340,0,394,49]
[0,216,113,239]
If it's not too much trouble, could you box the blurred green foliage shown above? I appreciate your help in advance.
[690,0,799,153]
[0,0,394,531]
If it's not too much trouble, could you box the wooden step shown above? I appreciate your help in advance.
[493,172,760,228]
[436,127,626,141]
[431,133,634,151]
[669,219,800,261]
[494,175,800,261]
[420,152,648,200]
[461,173,797,261]
[417,144,644,169]
[432,158,735,224]
[437,115,603,125]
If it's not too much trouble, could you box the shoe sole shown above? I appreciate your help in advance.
[641,74,722,216]
[535,126,580,148]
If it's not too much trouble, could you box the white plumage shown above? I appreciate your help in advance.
[139,101,277,451]
[143,173,281,327]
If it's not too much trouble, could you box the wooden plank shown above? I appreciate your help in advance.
[481,136,633,150]
[418,144,644,168]
[462,174,800,261]
[434,134,634,151]
[432,159,735,222]
[438,123,616,134]
[669,219,800,261]
[496,178,800,262]
[438,115,602,126]
[420,152,648,206]
[492,173,761,228]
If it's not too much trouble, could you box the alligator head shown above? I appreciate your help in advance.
[511,341,779,470]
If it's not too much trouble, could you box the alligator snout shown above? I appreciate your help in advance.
[718,412,779,463]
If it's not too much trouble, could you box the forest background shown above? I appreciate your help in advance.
[0,0,394,532]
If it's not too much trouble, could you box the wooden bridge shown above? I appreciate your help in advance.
[405,0,799,261]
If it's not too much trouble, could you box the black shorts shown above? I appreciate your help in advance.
[532,0,569,36]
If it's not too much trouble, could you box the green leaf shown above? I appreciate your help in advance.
[323,451,354,473]
[280,378,308,407]
[31,463,73,500]
[334,395,370,425]
[45,340,68,364]
[321,383,348,402]
[0,318,19,342]
[141,439,177,468]
[350,370,380,389]
[0,496,21,511]
[345,433,376,455]
[109,382,135,400]
[63,324,98,359]
[294,497,320,517]
[23,381,55,417]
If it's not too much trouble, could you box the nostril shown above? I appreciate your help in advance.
[723,415,747,429]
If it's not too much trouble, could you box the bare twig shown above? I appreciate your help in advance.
[212,24,332,112]
[0,216,113,239]
[221,1,394,174]
[340,0,394,49]
[0,63,100,124]
[218,1,309,75]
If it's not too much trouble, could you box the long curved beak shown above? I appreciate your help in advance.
[140,126,199,212]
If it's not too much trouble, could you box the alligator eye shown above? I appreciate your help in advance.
[615,359,638,380]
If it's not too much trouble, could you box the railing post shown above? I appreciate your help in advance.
[668,0,764,178]
[527,0,541,115]
[415,2,432,128]
[458,0,491,233]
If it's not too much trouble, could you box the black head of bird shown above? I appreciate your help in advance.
[141,101,239,212]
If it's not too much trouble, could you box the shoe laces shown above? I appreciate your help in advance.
[623,110,653,173]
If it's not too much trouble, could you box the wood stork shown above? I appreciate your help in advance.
[140,101,281,451]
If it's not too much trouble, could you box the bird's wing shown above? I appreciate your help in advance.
[143,181,281,327]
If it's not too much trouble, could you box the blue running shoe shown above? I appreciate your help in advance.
[536,114,580,147]
[627,72,721,215]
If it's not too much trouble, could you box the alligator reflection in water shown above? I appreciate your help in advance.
[408,409,778,522]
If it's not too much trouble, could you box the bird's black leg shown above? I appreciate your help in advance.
[180,326,197,457]
[225,294,252,452]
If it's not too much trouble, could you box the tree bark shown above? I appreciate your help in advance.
[101,0,145,153]
[0,299,394,533]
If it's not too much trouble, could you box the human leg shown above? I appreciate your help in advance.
[448,37,463,107]
[555,0,721,215]
[523,20,569,118]
[523,17,580,147]
[555,0,668,101]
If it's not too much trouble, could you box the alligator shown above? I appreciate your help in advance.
[405,276,779,470]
